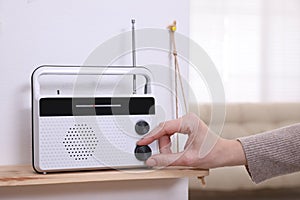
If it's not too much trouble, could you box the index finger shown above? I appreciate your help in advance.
[137,117,184,146]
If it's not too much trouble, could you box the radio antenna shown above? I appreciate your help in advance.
[131,19,137,94]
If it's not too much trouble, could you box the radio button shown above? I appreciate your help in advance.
[134,145,152,161]
[135,120,150,135]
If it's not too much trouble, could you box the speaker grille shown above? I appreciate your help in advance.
[63,124,98,161]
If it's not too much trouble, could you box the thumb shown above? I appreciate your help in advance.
[146,152,184,167]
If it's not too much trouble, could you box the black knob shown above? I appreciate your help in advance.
[134,145,152,161]
[135,120,150,135]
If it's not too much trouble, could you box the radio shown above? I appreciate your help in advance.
[31,65,165,173]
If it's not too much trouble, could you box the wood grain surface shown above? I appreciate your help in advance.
[0,165,208,187]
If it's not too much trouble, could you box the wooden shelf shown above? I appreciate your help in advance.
[0,165,209,187]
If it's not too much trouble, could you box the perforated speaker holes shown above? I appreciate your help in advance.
[63,124,98,161]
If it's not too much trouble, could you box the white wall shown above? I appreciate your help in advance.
[0,0,189,166]
[0,1,190,199]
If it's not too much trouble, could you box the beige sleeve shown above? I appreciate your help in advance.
[238,123,300,183]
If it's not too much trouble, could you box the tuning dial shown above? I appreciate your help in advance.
[134,145,152,161]
[135,120,150,135]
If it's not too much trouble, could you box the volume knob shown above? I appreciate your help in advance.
[135,120,150,135]
[134,145,152,161]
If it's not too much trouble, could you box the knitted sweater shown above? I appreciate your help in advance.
[238,123,300,183]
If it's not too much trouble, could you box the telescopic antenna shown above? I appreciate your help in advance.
[131,19,137,94]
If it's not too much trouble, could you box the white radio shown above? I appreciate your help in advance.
[31,65,166,173]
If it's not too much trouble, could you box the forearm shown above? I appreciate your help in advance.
[222,139,247,166]
[204,138,247,168]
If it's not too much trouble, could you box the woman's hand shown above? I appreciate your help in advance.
[137,113,247,168]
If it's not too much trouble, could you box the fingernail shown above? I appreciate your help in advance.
[146,158,157,166]
[136,140,142,145]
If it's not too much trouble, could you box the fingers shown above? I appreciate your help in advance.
[145,152,185,167]
[137,113,201,146]
[159,135,172,154]
[137,119,179,145]
[137,117,188,146]
[135,113,207,168]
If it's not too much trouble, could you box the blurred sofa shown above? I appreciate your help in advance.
[188,103,300,190]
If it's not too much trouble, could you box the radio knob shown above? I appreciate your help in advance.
[134,145,152,161]
[135,120,150,135]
